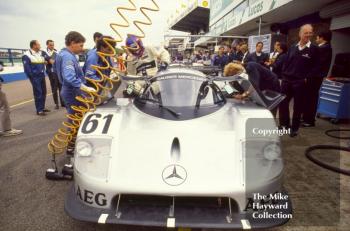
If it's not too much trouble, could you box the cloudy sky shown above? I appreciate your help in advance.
[0,0,185,50]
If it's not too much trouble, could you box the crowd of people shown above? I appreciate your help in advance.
[0,23,333,139]
[222,24,333,137]
[172,24,333,138]
[18,31,169,116]
[0,30,171,137]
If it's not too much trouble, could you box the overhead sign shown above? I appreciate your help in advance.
[209,0,293,36]
[210,0,244,26]
[210,0,233,20]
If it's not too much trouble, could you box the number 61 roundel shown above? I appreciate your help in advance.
[81,113,113,134]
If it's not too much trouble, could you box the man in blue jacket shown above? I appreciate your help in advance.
[55,31,95,115]
[22,40,49,116]
[83,36,120,102]
[212,46,229,69]
[85,32,103,63]
[83,35,116,81]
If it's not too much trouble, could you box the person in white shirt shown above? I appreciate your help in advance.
[239,43,249,64]
[270,41,281,60]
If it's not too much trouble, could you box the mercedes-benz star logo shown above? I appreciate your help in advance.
[162,164,187,186]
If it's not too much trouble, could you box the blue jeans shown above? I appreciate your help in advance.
[29,75,46,113]
[61,86,82,115]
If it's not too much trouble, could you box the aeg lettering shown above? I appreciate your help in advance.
[76,186,107,206]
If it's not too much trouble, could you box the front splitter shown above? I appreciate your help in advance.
[65,185,292,229]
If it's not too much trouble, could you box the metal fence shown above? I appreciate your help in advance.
[0,48,27,66]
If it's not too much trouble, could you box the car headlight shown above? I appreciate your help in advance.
[263,143,281,161]
[75,137,112,180]
[243,139,283,184]
[76,141,93,157]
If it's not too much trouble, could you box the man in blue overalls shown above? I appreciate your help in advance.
[22,40,49,116]
[86,32,103,61]
[83,35,120,102]
[83,35,115,80]
[55,31,95,115]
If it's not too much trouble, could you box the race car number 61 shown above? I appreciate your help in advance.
[81,113,113,134]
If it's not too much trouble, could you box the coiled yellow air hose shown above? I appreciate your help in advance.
[48,0,159,155]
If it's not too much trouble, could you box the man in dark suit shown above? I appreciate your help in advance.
[302,30,333,127]
[240,43,250,64]
[270,42,288,79]
[246,41,269,67]
[45,40,64,109]
[228,40,243,63]
[279,24,320,137]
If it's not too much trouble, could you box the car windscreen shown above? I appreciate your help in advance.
[141,74,225,107]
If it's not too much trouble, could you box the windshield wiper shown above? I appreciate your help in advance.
[136,98,181,117]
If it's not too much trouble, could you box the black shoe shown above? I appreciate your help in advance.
[302,122,315,127]
[43,108,51,112]
[62,164,74,177]
[290,130,298,138]
[55,105,59,110]
[36,111,47,116]
[37,111,47,116]
[66,147,74,156]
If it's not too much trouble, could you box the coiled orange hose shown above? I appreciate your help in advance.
[48,0,159,155]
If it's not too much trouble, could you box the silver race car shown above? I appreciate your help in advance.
[65,68,292,229]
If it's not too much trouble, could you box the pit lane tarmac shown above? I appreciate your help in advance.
[0,80,349,231]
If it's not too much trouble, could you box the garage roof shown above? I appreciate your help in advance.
[170,7,210,34]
